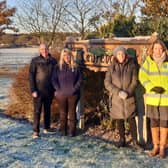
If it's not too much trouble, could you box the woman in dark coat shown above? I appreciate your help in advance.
[52,48,81,137]
[104,46,140,148]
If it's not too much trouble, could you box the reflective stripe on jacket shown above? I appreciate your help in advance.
[139,55,168,106]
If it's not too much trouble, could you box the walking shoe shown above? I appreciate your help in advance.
[43,128,56,134]
[32,132,40,139]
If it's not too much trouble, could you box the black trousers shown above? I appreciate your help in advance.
[56,95,78,135]
[116,117,137,141]
[33,95,53,133]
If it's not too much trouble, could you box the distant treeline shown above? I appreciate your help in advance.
[1,32,168,49]
[0,33,38,47]
[0,32,77,49]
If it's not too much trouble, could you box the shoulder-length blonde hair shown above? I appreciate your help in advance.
[59,48,77,70]
[148,39,168,57]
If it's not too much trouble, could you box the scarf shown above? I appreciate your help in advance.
[153,53,166,68]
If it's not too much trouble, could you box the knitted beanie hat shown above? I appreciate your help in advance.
[113,46,127,56]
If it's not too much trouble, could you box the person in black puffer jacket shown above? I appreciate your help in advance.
[29,44,57,138]
[52,48,82,137]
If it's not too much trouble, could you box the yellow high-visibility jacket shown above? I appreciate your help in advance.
[139,55,168,106]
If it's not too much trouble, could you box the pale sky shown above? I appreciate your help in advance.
[5,0,142,33]
[7,0,17,7]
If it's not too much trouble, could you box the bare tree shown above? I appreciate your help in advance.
[76,0,142,37]
[62,0,101,39]
[16,0,66,47]
[102,0,141,20]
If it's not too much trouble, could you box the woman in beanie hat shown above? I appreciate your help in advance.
[104,46,141,149]
[113,46,127,58]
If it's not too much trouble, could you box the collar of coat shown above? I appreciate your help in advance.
[39,53,51,59]
[149,55,168,63]
[113,55,133,65]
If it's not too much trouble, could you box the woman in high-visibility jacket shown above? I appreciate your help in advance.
[139,39,168,158]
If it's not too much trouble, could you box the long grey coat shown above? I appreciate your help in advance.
[104,57,138,119]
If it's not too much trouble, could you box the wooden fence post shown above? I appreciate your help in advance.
[76,85,85,129]
[135,83,152,146]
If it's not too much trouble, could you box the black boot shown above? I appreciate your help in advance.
[128,117,143,151]
[60,120,67,136]
[116,119,125,148]
[116,137,126,148]
[68,119,76,137]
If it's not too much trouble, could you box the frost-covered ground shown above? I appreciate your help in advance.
[0,47,37,108]
[0,48,167,168]
[0,114,168,168]
[0,77,13,110]
[0,48,38,70]
[0,78,167,168]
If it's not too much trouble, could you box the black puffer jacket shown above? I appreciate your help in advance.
[29,54,57,96]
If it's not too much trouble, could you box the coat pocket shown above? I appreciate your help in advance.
[125,97,136,117]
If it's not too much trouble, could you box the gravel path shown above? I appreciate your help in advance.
[0,114,168,168]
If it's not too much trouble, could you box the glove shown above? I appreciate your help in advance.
[118,90,128,99]
[32,91,38,98]
[150,87,165,94]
